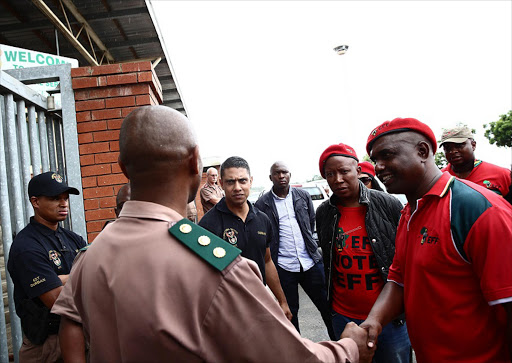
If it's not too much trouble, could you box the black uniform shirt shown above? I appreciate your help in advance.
[199,198,273,283]
[8,217,87,313]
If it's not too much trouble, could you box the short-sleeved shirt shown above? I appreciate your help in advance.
[199,198,272,283]
[388,172,512,362]
[443,159,511,200]
[7,217,86,322]
[200,183,224,213]
[52,200,358,362]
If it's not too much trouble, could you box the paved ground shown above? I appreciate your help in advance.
[297,286,416,362]
[296,285,331,342]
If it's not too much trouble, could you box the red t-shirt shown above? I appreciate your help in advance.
[331,206,384,319]
[388,172,512,362]
[443,159,511,198]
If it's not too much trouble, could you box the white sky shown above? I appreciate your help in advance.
[151,0,512,188]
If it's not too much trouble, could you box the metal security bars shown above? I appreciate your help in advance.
[0,64,85,363]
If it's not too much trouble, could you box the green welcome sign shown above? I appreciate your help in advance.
[0,44,79,109]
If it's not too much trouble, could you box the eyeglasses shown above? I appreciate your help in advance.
[359,177,372,185]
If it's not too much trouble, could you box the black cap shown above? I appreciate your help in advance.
[28,172,80,198]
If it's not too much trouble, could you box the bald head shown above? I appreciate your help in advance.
[119,106,202,206]
[120,106,197,176]
[270,161,288,174]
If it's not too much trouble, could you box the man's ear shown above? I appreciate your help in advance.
[268,174,272,182]
[118,157,129,179]
[471,139,476,151]
[356,166,362,177]
[417,141,431,161]
[189,146,201,176]
[30,196,39,209]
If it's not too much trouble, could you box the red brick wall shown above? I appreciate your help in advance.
[71,61,163,242]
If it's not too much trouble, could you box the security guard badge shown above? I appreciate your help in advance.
[52,173,63,183]
[223,228,238,246]
[49,250,62,267]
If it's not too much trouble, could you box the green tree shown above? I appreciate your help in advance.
[361,154,373,163]
[483,111,512,147]
[435,152,447,169]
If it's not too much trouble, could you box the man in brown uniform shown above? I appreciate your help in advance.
[52,105,373,362]
[200,167,224,213]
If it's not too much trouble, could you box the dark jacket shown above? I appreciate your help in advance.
[255,187,322,267]
[316,181,403,302]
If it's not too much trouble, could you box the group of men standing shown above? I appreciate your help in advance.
[6,105,512,363]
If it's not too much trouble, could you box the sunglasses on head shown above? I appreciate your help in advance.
[359,177,372,185]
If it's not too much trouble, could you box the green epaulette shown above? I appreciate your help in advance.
[169,219,241,272]
[76,245,89,253]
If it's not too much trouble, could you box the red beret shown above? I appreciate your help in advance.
[319,143,359,178]
[366,117,437,155]
[358,161,375,177]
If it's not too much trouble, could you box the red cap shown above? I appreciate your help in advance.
[358,161,375,177]
[366,117,437,155]
[319,143,359,178]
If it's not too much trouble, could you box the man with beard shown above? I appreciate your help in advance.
[361,117,512,362]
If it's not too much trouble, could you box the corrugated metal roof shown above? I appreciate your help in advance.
[0,0,186,113]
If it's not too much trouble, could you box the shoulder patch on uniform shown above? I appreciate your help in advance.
[169,219,241,271]
[77,245,89,252]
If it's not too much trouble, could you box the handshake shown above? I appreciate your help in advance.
[340,319,381,363]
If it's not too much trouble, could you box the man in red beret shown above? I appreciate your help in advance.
[439,125,511,204]
[362,117,512,362]
[316,143,411,362]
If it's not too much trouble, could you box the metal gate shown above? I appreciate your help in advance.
[0,63,85,362]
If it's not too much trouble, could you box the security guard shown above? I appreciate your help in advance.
[52,106,375,363]
[7,171,87,362]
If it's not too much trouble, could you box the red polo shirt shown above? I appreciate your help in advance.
[443,159,511,198]
[388,172,512,362]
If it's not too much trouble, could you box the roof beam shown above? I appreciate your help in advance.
[59,0,115,63]
[0,8,148,33]
[105,36,160,50]
[31,0,98,65]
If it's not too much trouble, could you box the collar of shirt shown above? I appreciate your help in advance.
[204,182,221,190]
[271,187,291,201]
[401,172,455,217]
[119,200,184,224]
[29,216,62,236]
[216,197,256,222]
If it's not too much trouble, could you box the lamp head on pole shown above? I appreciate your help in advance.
[334,45,349,55]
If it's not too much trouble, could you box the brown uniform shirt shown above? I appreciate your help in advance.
[200,183,224,214]
[52,201,358,362]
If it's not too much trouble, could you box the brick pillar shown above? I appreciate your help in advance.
[71,61,163,242]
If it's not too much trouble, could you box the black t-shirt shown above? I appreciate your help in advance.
[7,217,87,316]
[199,198,273,283]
